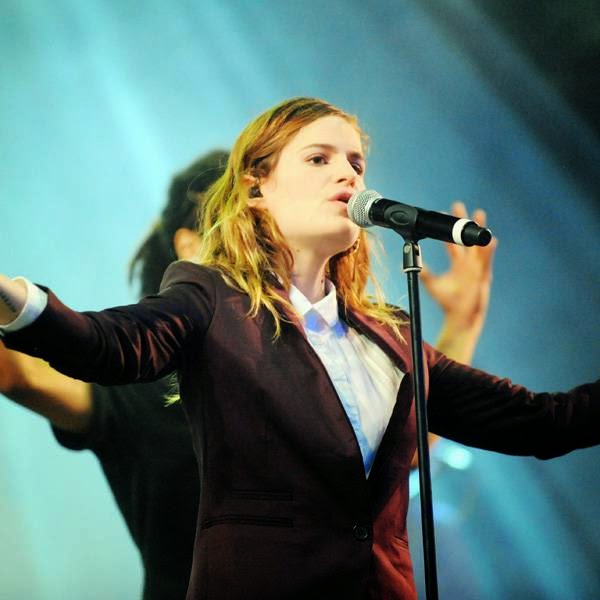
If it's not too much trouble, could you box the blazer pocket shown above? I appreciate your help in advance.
[201,514,293,529]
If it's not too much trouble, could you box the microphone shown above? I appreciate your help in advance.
[347,189,492,247]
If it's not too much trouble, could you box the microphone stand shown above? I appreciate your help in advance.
[403,239,439,600]
[348,190,492,598]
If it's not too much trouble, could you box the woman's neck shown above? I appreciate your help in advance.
[290,251,329,304]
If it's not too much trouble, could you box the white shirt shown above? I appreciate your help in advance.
[289,281,404,475]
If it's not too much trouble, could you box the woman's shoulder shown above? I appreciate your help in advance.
[159,261,244,305]
[159,261,223,290]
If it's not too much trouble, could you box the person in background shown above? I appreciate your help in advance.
[0,149,228,600]
[0,143,494,598]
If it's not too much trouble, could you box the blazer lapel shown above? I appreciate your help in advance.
[342,307,418,482]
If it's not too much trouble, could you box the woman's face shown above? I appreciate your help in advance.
[256,115,366,259]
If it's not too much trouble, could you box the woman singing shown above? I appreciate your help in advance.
[1,97,598,600]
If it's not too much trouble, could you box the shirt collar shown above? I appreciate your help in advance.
[288,279,340,329]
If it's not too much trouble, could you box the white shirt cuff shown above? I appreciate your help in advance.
[0,277,48,333]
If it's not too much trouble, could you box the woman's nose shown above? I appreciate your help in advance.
[336,159,358,185]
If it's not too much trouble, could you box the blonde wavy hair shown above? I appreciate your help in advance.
[196,97,405,338]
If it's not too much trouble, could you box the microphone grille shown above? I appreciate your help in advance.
[347,189,382,227]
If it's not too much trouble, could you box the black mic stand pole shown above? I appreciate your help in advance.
[402,239,439,600]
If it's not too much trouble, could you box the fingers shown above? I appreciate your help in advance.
[419,262,442,297]
[428,201,496,284]
[451,201,487,228]
[419,262,433,286]
[481,236,498,273]
[462,203,496,268]
[472,208,487,227]
[451,201,467,219]
[451,202,495,260]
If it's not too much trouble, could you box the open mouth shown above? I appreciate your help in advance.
[333,192,352,204]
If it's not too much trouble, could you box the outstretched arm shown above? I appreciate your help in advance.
[0,274,93,432]
[0,339,93,432]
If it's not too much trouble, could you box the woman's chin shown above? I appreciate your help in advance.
[293,225,360,259]
[324,234,360,258]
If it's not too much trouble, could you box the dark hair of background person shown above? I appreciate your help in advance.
[129,149,229,297]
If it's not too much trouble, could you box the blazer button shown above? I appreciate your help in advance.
[353,525,370,540]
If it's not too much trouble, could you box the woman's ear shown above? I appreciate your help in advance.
[173,227,201,260]
[243,174,264,207]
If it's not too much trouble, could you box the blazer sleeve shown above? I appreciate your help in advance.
[2,261,216,385]
[424,344,600,459]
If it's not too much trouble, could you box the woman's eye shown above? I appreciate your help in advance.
[351,162,364,175]
[308,155,328,165]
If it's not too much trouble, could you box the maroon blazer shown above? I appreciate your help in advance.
[5,261,600,600]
